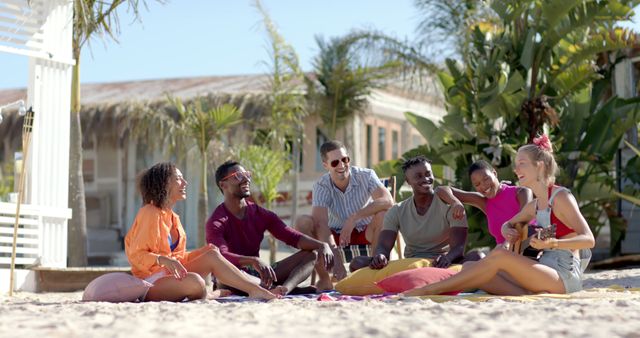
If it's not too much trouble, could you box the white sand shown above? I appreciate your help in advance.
[1,268,640,338]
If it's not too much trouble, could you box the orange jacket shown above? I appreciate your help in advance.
[125,204,192,279]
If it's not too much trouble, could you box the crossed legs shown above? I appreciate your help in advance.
[294,215,337,290]
[219,250,319,296]
[271,250,318,295]
[144,247,276,302]
[294,211,385,289]
[403,248,566,296]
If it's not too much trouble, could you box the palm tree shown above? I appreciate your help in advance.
[238,145,291,263]
[307,34,396,141]
[69,0,159,266]
[254,0,306,225]
[413,0,494,62]
[168,98,242,247]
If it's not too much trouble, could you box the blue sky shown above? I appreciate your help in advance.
[2,1,640,90]
[0,0,420,89]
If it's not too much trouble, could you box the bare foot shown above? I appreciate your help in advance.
[332,263,348,281]
[270,285,289,296]
[315,277,334,292]
[402,286,434,297]
[247,287,279,300]
[207,289,233,300]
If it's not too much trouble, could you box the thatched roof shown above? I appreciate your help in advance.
[0,75,276,144]
[0,74,443,145]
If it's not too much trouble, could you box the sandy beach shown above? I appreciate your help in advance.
[1,268,639,338]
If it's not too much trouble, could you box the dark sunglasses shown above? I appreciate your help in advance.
[221,170,252,182]
[330,156,350,168]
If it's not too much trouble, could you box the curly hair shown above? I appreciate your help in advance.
[138,162,176,208]
[401,155,432,173]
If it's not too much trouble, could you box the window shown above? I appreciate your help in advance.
[366,124,373,168]
[315,128,328,172]
[378,127,386,161]
[392,130,399,159]
[286,137,303,172]
[83,157,95,184]
[412,134,423,148]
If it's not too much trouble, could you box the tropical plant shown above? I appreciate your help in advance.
[307,33,397,142]
[238,145,292,263]
[167,98,242,247]
[0,162,14,201]
[413,0,494,61]
[69,0,161,266]
[397,0,640,252]
[254,0,306,261]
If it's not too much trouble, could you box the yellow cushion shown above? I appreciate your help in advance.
[448,264,463,272]
[335,258,464,295]
[334,258,428,295]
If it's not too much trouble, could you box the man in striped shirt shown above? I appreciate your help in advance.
[295,140,394,290]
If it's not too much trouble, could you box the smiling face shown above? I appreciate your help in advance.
[323,147,351,183]
[470,168,500,198]
[166,168,188,205]
[220,165,252,199]
[404,161,435,195]
[514,149,542,188]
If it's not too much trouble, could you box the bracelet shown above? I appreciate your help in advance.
[553,239,559,249]
[156,255,162,266]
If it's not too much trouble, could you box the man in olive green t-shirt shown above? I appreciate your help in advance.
[383,187,467,259]
[350,156,472,271]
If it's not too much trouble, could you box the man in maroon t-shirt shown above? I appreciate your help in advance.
[206,160,334,295]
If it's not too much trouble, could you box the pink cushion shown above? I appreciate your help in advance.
[375,267,460,295]
[82,272,153,302]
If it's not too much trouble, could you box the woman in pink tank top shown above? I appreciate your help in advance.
[437,160,532,245]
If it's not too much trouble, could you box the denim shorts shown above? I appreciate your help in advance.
[538,249,583,293]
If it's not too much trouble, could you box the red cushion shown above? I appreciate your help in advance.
[375,267,461,295]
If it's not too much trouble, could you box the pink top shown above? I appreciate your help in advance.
[485,184,521,244]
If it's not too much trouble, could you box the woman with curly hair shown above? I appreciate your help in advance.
[404,135,594,296]
[125,162,276,301]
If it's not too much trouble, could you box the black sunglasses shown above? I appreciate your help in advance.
[330,156,350,168]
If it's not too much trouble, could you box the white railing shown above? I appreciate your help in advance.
[0,202,70,268]
[0,0,75,65]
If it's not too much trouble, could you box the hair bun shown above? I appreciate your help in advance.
[533,134,553,152]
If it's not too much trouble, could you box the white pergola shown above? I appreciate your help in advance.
[0,0,73,293]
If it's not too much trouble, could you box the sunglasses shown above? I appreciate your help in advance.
[221,170,252,182]
[329,156,350,168]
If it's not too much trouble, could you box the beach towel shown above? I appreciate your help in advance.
[408,285,640,303]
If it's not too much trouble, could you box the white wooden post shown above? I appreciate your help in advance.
[0,0,74,292]
[26,0,74,268]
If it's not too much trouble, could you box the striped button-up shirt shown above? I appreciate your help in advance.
[312,166,384,232]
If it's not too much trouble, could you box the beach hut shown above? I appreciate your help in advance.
[0,74,445,266]
[0,0,73,293]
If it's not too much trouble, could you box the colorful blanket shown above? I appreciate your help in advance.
[213,285,640,303]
